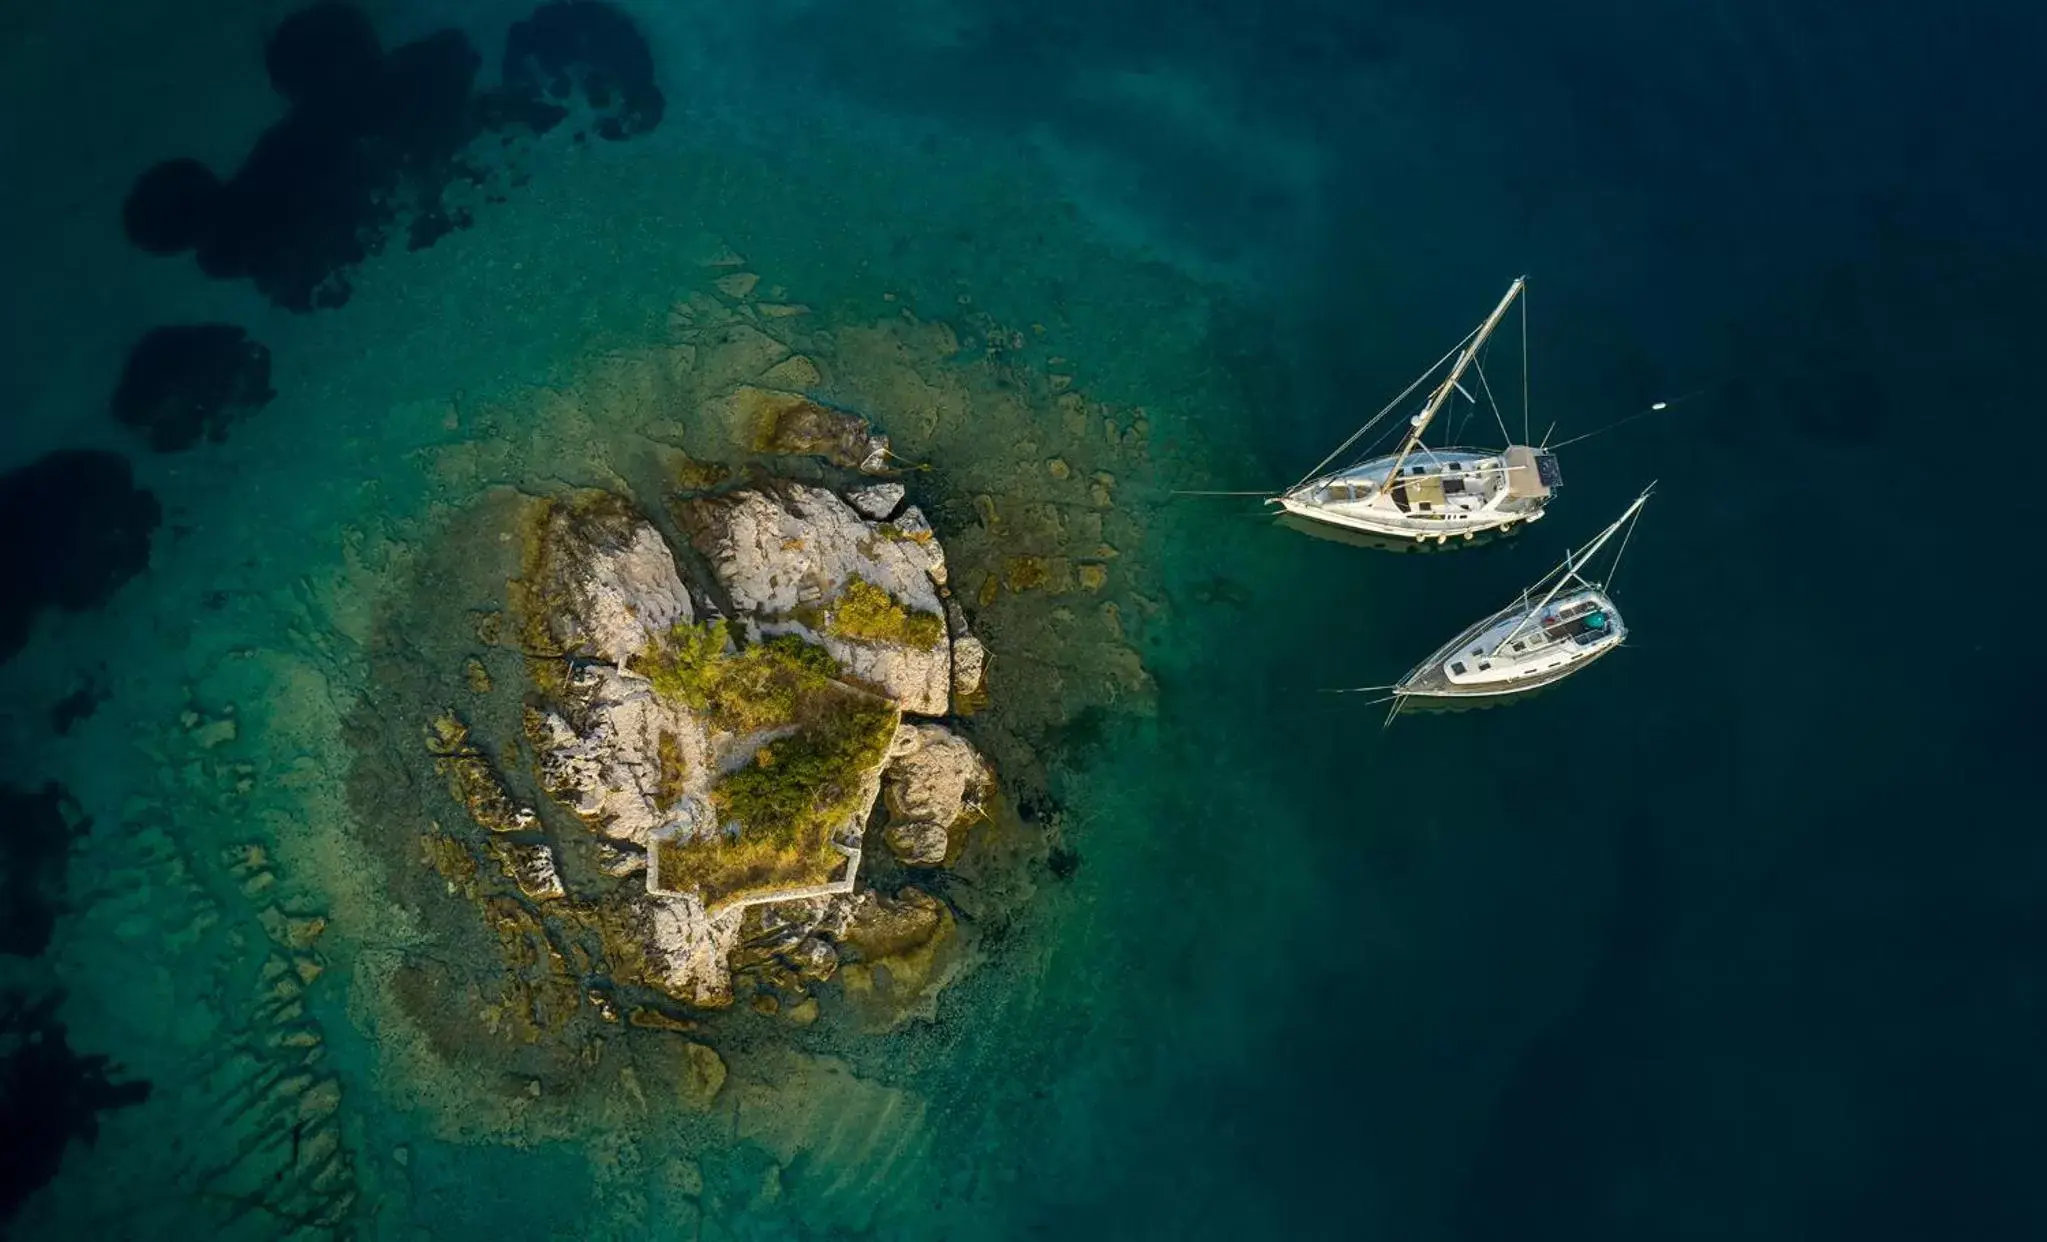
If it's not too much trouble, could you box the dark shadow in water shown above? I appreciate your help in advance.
[0,783,87,957]
[504,2,665,142]
[110,324,275,452]
[120,2,664,311]
[0,450,161,666]
[0,990,153,1228]
[1456,816,1666,1241]
[47,672,107,736]
[1274,510,1532,555]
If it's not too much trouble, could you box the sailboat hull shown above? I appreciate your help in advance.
[1394,589,1626,702]
[1277,446,1553,545]
[1272,510,1527,553]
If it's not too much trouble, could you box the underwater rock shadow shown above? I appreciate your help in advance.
[0,783,89,958]
[48,673,108,736]
[110,324,275,452]
[0,990,153,1229]
[0,450,162,667]
[120,1,665,311]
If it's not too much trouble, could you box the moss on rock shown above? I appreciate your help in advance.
[424,711,536,835]
[823,576,945,650]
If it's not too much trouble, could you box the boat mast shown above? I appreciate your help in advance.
[1378,277,1526,491]
[1489,487,1653,655]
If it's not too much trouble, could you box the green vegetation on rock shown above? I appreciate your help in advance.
[659,688,899,910]
[633,621,840,734]
[824,576,945,650]
[634,618,899,908]
[715,694,897,842]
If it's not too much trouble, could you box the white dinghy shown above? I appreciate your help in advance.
[1387,485,1653,719]
[1272,277,1563,546]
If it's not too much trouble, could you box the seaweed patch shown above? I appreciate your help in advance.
[0,990,153,1227]
[110,324,275,452]
[119,2,665,311]
[0,783,87,957]
[0,451,162,666]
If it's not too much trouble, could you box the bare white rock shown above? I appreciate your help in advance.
[888,506,947,587]
[639,895,746,1008]
[531,666,709,850]
[531,493,693,665]
[679,480,954,715]
[847,482,905,520]
[524,496,717,850]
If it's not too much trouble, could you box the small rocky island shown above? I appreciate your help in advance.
[424,436,996,1026]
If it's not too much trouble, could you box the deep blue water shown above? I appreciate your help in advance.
[4,1,2045,1238]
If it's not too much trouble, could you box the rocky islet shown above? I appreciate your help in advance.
[414,459,998,1027]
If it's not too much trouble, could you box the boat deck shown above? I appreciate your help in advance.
[1282,446,1554,540]
[1397,592,1625,699]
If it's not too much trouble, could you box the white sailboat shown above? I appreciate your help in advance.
[1271,277,1563,546]
[1387,485,1653,718]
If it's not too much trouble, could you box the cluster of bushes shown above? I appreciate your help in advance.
[823,577,945,650]
[712,694,898,845]
[638,620,899,907]
[633,620,839,733]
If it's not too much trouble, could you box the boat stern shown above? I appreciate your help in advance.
[1500,445,1562,504]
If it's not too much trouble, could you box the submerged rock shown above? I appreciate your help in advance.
[838,887,961,1032]
[110,324,275,452]
[737,386,889,472]
[425,711,538,835]
[677,1041,727,1108]
[487,840,566,901]
[881,819,949,867]
[0,450,162,666]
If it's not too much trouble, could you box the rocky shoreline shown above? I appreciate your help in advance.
[424,447,998,1021]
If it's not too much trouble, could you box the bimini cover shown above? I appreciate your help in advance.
[1502,446,1557,500]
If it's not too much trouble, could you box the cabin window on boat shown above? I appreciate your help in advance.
[1450,661,1468,675]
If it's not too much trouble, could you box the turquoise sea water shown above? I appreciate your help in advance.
[4,2,2045,1238]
